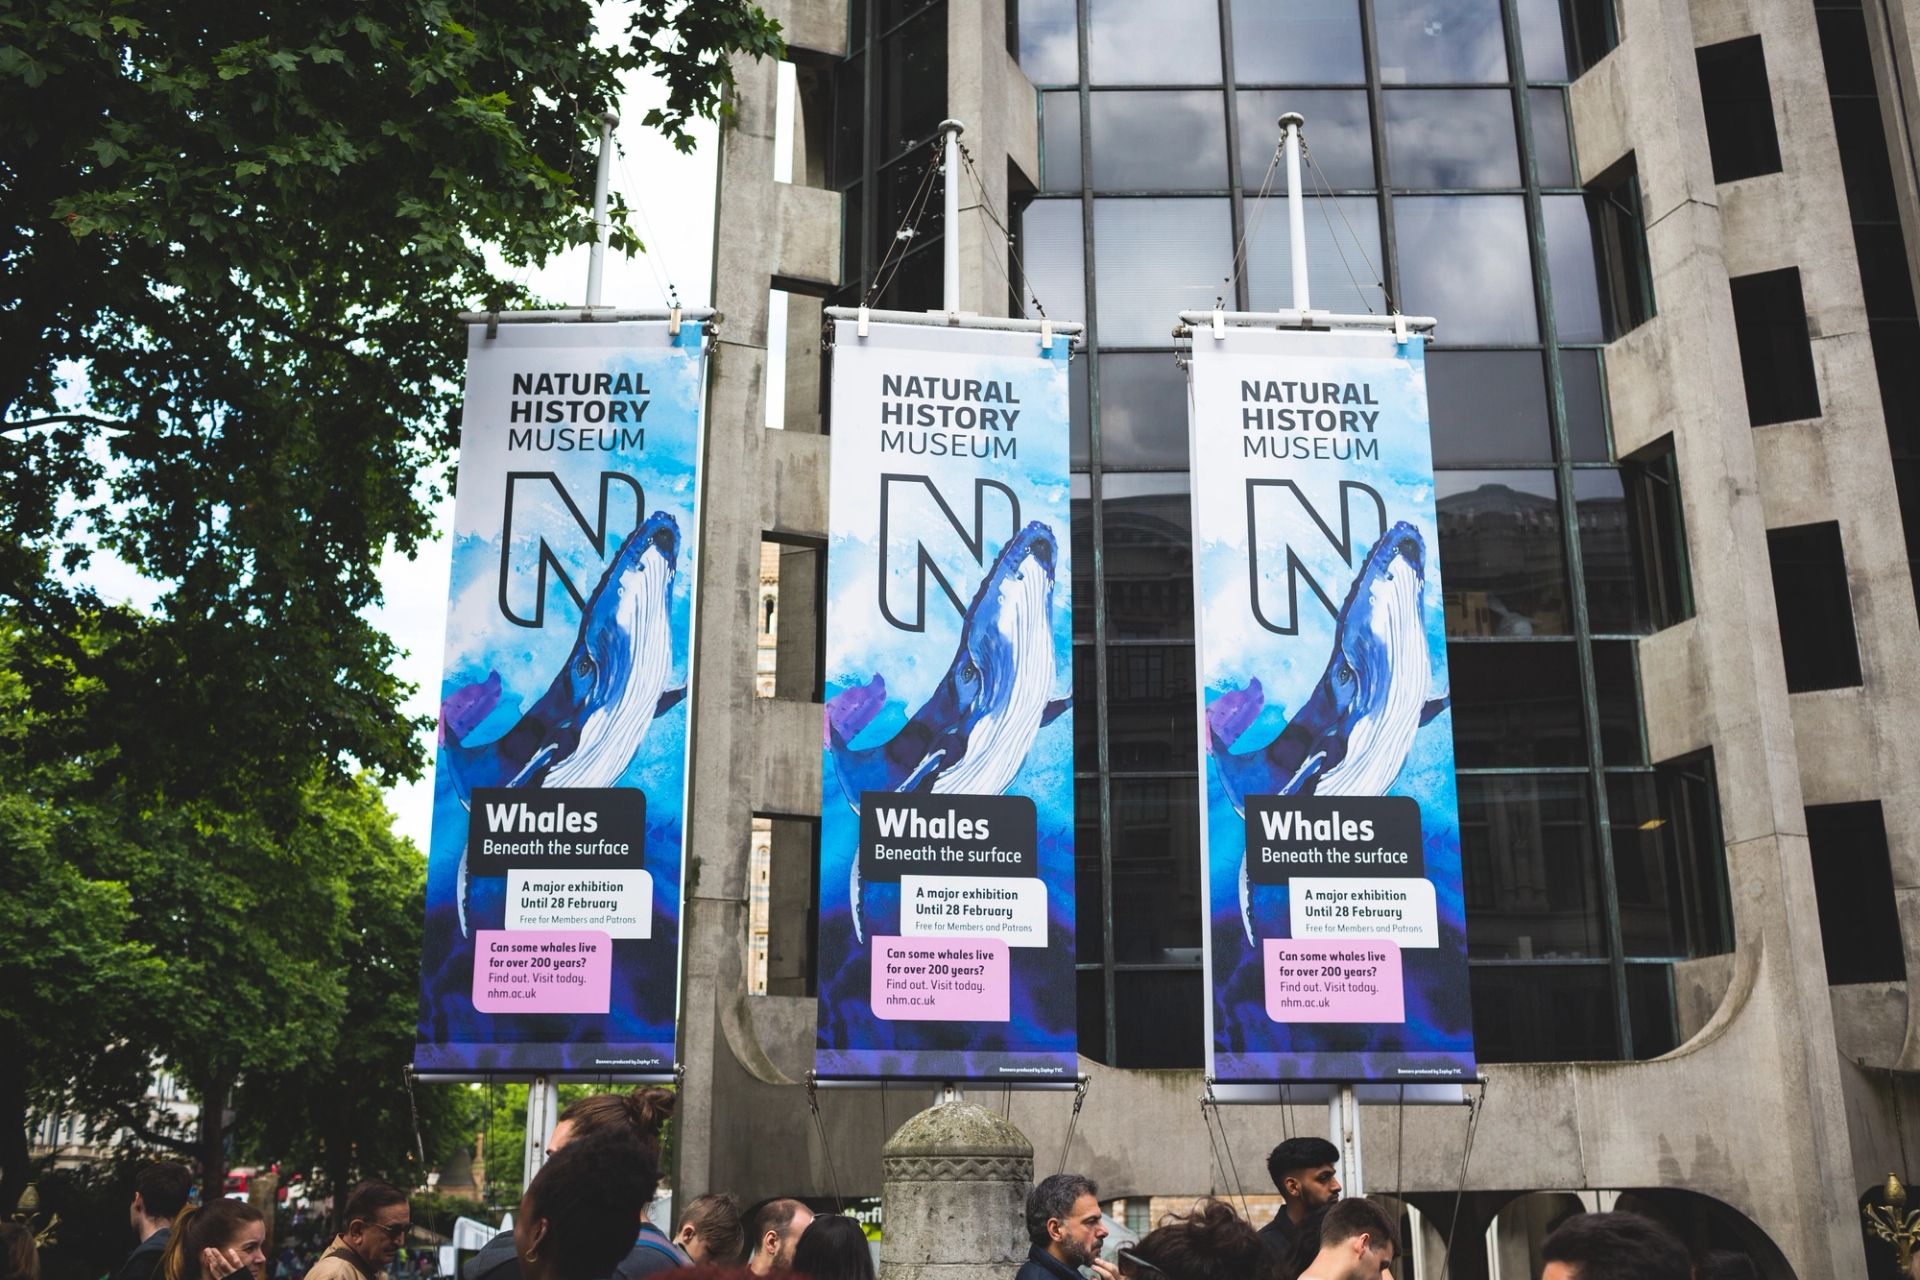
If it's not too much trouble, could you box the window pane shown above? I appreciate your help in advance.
[1093,197,1233,345]
[880,6,946,158]
[1076,778,1104,964]
[1544,194,1606,343]
[1099,352,1191,466]
[1231,0,1366,83]
[833,53,866,188]
[1115,969,1206,1067]
[1622,439,1694,629]
[1375,0,1510,83]
[1072,475,1094,638]
[1516,0,1570,80]
[1077,966,1109,1064]
[1428,350,1553,465]
[1448,641,1586,767]
[1019,198,1088,324]
[1575,468,1652,634]
[1090,91,1228,190]
[1563,349,1610,461]
[1110,779,1204,963]
[1436,470,1571,636]
[1385,90,1520,188]
[1607,773,1708,958]
[1073,643,1101,770]
[1043,92,1082,191]
[1089,0,1222,83]
[1104,472,1195,639]
[1071,356,1090,466]
[1237,90,1375,192]
[1531,89,1574,186]
[1592,639,1643,764]
[1658,753,1732,956]
[1107,645,1199,771]
[1394,196,1539,343]
[1626,963,1678,1058]
[1469,965,1619,1062]
[1246,195,1387,316]
[1019,0,1081,84]
[1460,773,1608,959]
[1590,159,1655,337]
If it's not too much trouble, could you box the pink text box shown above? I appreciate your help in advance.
[1264,939,1405,1023]
[473,930,612,1014]
[871,936,1010,1021]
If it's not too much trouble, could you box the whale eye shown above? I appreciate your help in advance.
[576,653,596,680]
[962,661,980,683]
[1336,661,1355,685]
[652,526,674,554]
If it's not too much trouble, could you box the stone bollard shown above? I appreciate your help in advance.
[881,1100,1035,1280]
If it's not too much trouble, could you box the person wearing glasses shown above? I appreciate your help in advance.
[306,1182,412,1280]
[160,1199,267,1280]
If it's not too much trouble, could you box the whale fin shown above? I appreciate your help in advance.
[1239,857,1255,947]
[1420,695,1449,725]
[654,686,686,718]
[441,672,503,747]
[1042,697,1072,727]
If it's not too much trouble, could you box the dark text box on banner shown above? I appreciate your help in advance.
[414,321,706,1076]
[1188,328,1477,1082]
[817,320,1077,1082]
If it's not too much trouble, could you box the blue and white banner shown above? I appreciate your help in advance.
[817,320,1078,1081]
[416,320,706,1075]
[1190,327,1476,1082]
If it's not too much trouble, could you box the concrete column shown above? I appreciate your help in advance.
[881,1101,1035,1280]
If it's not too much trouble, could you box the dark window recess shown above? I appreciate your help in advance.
[1806,800,1908,983]
[1621,435,1695,630]
[1730,267,1821,425]
[1114,969,1206,1068]
[1074,778,1104,964]
[1563,0,1620,79]
[1448,641,1587,768]
[1106,645,1198,772]
[1766,522,1862,691]
[1695,37,1783,183]
[1585,156,1656,339]
[1625,964,1679,1058]
[1469,964,1619,1062]
[1608,753,1734,958]
[1077,967,1109,1065]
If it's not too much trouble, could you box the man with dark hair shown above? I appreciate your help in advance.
[308,1181,411,1280]
[1257,1137,1342,1258]
[1294,1198,1396,1280]
[1016,1174,1114,1280]
[1539,1212,1690,1280]
[745,1199,814,1275]
[116,1162,194,1280]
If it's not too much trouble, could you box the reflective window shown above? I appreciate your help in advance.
[1103,472,1194,639]
[1245,195,1387,316]
[1449,641,1586,766]
[1230,0,1366,84]
[1428,351,1553,465]
[880,7,947,156]
[1071,475,1094,637]
[1563,350,1610,461]
[1099,353,1191,466]
[1106,645,1199,771]
[1375,0,1510,83]
[1515,0,1570,80]
[1109,779,1204,962]
[1575,468,1651,634]
[1436,469,1571,636]
[1019,0,1081,84]
[1018,198,1088,324]
[1592,640,1643,764]
[1459,774,1608,959]
[1531,89,1575,186]
[1609,767,1735,959]
[1088,0,1221,83]
[1070,356,1090,466]
[1236,91,1376,192]
[1544,194,1606,342]
[1089,91,1229,190]
[1093,198,1233,344]
[1385,90,1521,188]
[1043,92,1082,191]
[1073,644,1101,769]
[1394,196,1539,342]
[1075,778,1104,962]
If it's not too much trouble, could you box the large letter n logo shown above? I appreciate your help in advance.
[498,471,645,628]
[876,474,1021,632]
[1246,479,1387,635]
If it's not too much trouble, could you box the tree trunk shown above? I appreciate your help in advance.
[196,1072,233,1201]
[0,1052,32,1216]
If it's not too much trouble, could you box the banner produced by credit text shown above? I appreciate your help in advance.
[1190,327,1476,1082]
[416,319,706,1075]
[817,320,1077,1081]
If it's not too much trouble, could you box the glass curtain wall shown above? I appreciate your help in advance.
[1014,0,1726,1066]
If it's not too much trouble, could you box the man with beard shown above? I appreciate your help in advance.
[744,1199,814,1275]
[1017,1175,1115,1280]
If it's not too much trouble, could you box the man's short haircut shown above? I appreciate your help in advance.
[1318,1199,1398,1254]
[1540,1213,1690,1280]
[748,1199,809,1254]
[136,1162,194,1221]
[1026,1174,1098,1248]
[679,1193,745,1265]
[1694,1251,1759,1280]
[523,1129,659,1280]
[342,1180,410,1227]
[1266,1138,1341,1193]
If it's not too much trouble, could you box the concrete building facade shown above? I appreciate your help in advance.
[669,0,1920,1277]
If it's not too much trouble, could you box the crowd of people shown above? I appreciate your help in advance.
[24,1088,1752,1280]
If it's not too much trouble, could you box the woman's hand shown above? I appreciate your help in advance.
[204,1245,254,1280]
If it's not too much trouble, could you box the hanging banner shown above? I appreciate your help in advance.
[816,320,1077,1081]
[416,319,706,1075]
[1190,327,1476,1082]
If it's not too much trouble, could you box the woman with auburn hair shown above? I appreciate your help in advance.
[160,1200,267,1280]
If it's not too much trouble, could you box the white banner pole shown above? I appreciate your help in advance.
[1280,112,1309,312]
[586,108,620,308]
[940,119,966,311]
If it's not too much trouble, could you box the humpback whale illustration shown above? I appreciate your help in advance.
[440,511,686,934]
[825,521,1071,942]
[1207,521,1449,945]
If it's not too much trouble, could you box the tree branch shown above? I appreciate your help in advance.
[0,413,126,432]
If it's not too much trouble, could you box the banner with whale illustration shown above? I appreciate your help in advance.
[1189,328,1476,1083]
[817,320,1077,1081]
[415,320,706,1076]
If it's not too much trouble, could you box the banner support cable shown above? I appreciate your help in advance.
[805,1071,847,1213]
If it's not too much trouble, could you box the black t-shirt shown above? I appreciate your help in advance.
[116,1229,172,1280]
[1256,1213,1299,1260]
